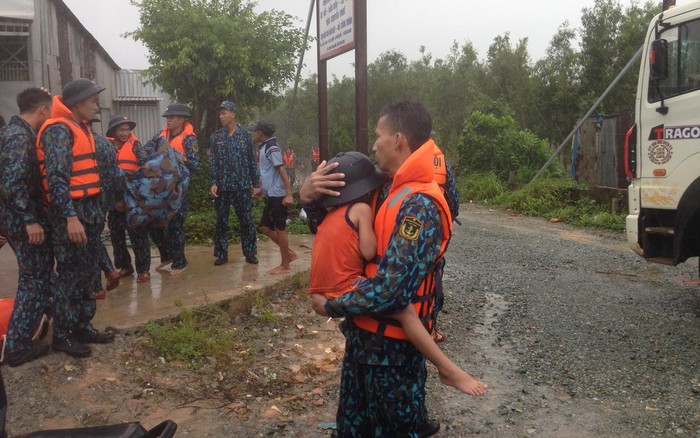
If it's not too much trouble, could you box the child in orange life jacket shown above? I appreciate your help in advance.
[308,151,487,396]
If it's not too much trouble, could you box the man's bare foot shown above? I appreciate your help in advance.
[288,250,299,263]
[156,260,172,270]
[267,265,291,276]
[170,267,187,277]
[137,272,150,283]
[439,369,488,396]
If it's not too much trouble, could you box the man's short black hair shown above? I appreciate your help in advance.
[17,88,51,114]
[379,100,432,151]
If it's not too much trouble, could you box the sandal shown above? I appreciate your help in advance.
[117,267,134,278]
[105,271,120,291]
[136,272,150,283]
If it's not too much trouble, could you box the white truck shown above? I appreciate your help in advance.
[626,1,700,272]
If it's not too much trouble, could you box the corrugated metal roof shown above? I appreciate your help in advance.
[116,70,164,100]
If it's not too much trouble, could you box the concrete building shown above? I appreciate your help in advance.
[1,0,169,137]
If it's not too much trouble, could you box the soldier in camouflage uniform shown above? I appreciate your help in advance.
[0,88,52,366]
[309,101,445,437]
[90,120,121,299]
[38,78,116,358]
[209,101,261,266]
[105,115,153,283]
[144,103,199,276]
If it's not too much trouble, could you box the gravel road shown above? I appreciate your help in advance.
[428,204,700,437]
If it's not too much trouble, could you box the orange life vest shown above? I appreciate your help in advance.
[283,148,295,168]
[353,140,452,340]
[159,122,195,155]
[308,203,364,299]
[113,133,140,172]
[432,140,447,188]
[37,95,101,201]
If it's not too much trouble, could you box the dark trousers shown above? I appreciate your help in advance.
[93,218,114,292]
[214,190,256,260]
[166,202,188,270]
[52,219,99,338]
[5,233,52,352]
[149,227,171,264]
[108,210,151,274]
[336,342,428,437]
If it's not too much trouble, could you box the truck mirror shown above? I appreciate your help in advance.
[650,39,669,81]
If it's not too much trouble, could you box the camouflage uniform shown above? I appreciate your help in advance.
[40,124,103,338]
[325,183,444,437]
[0,116,52,353]
[144,132,198,270]
[209,125,260,261]
[92,132,120,292]
[107,136,152,275]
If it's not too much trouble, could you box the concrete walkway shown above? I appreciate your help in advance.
[0,234,314,330]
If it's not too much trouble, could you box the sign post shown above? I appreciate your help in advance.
[317,0,368,160]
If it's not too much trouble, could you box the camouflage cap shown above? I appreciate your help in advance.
[217,101,237,113]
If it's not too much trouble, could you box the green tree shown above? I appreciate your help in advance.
[480,34,534,128]
[532,23,582,147]
[129,0,308,136]
[458,111,551,183]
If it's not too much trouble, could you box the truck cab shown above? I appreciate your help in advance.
[627,1,700,270]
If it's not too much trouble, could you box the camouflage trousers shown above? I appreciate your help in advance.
[214,190,257,260]
[336,344,428,437]
[107,209,151,274]
[51,218,99,338]
[165,202,188,270]
[4,232,52,352]
[91,218,115,293]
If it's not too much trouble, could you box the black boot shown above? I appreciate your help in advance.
[52,336,91,357]
[5,345,49,367]
[74,326,115,344]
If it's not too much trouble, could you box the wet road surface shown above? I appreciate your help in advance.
[0,234,313,329]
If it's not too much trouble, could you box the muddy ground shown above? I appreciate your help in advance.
[4,203,700,437]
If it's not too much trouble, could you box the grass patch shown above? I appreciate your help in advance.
[460,175,626,231]
[143,302,236,368]
[457,171,507,203]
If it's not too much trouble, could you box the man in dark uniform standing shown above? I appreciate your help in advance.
[209,101,261,266]
[38,78,115,358]
[0,88,53,366]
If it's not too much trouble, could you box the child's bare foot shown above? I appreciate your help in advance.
[170,267,187,277]
[137,272,150,283]
[156,260,172,269]
[288,250,299,263]
[439,369,488,396]
[267,265,291,275]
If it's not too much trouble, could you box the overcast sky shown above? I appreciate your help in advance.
[63,0,687,80]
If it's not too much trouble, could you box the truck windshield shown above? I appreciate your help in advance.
[649,19,700,102]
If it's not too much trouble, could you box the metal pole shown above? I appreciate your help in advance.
[317,0,329,162]
[531,46,643,182]
[354,0,368,154]
[287,0,315,127]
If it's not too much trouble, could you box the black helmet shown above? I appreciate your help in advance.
[318,151,387,207]
[162,103,191,117]
[62,78,105,108]
[106,115,136,137]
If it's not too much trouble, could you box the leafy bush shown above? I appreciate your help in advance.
[457,111,552,184]
[457,172,507,202]
[143,304,236,367]
[495,178,625,231]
